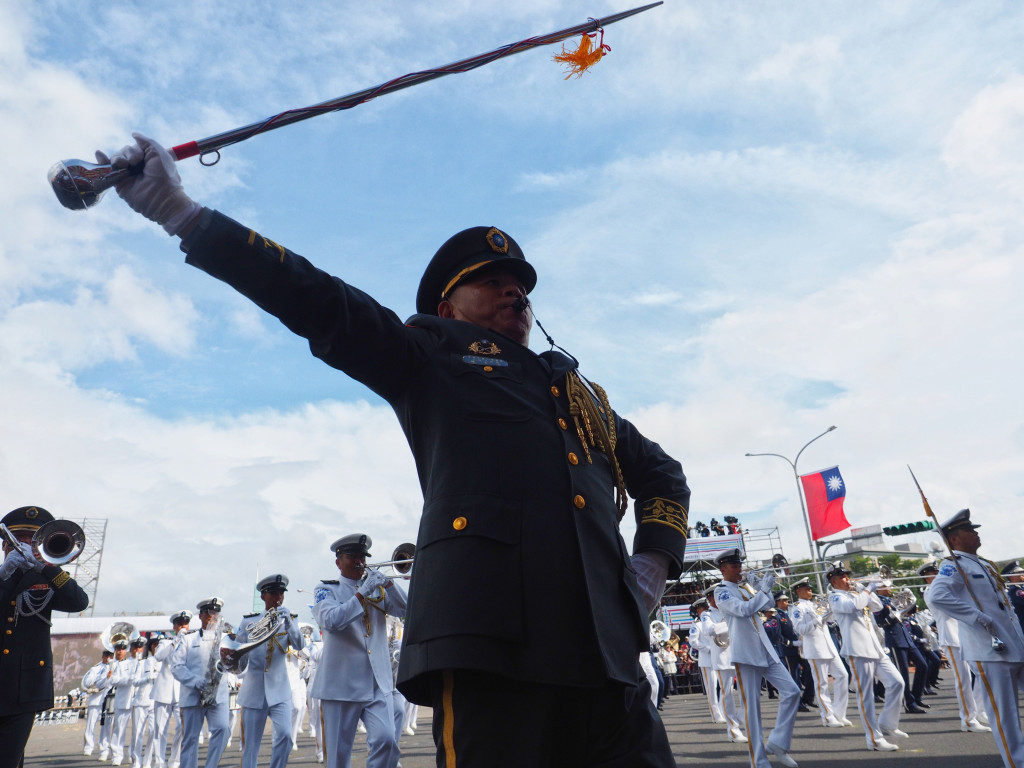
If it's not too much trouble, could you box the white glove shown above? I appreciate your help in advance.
[977,612,997,634]
[759,571,776,593]
[744,572,763,592]
[358,570,389,599]
[1,541,41,579]
[96,133,201,236]
[866,581,880,593]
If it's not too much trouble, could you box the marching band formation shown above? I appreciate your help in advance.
[663,507,1024,768]
[74,534,413,768]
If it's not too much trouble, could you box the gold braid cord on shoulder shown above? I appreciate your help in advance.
[566,372,628,520]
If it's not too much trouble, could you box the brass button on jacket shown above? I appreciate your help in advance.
[573,495,586,509]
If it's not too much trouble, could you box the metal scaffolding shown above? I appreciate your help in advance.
[64,518,107,616]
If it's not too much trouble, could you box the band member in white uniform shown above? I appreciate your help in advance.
[152,611,191,768]
[236,575,304,768]
[924,508,1024,768]
[299,630,324,762]
[171,598,230,768]
[312,534,408,768]
[131,637,160,768]
[827,563,904,751]
[918,562,989,733]
[82,650,115,757]
[109,639,136,765]
[688,598,724,724]
[789,579,850,728]
[702,583,747,744]
[713,549,800,768]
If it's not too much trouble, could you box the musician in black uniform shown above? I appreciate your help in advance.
[773,592,812,710]
[0,506,89,768]
[873,584,928,713]
[1001,560,1024,636]
[100,133,690,768]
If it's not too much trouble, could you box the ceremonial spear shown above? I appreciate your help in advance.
[49,2,662,211]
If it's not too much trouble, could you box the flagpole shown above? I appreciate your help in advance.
[745,425,837,594]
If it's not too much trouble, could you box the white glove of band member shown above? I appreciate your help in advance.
[759,571,776,593]
[631,551,671,614]
[358,570,390,598]
[96,133,202,236]
[865,581,880,593]
[977,612,997,634]
[1,542,42,579]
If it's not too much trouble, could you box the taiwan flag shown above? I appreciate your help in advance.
[800,466,851,540]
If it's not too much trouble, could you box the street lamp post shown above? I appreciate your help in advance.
[745,425,837,594]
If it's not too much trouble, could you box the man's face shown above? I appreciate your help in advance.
[336,552,366,581]
[199,609,219,630]
[831,574,851,592]
[706,593,717,609]
[922,573,936,584]
[172,620,189,633]
[115,648,128,661]
[1009,572,1024,584]
[776,597,789,611]
[438,267,532,345]
[261,588,285,610]
[795,586,813,601]
[718,562,743,583]
[949,528,981,554]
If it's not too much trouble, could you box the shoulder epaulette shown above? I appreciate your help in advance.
[242,612,260,619]
[320,579,339,585]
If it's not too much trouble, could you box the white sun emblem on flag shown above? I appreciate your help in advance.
[826,475,843,492]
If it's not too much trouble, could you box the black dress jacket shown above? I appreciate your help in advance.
[0,564,89,716]
[181,210,690,704]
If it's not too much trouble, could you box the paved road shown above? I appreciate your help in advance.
[23,685,1008,767]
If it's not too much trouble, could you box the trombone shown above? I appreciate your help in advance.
[0,519,86,566]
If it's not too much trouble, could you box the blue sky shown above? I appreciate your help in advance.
[3,0,1023,620]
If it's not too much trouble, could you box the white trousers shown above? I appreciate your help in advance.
[945,645,983,727]
[291,696,307,746]
[180,702,229,768]
[401,701,418,733]
[152,702,183,767]
[320,693,400,768]
[132,704,155,766]
[807,655,849,724]
[699,666,724,722]
[848,654,903,748]
[83,705,103,753]
[111,708,132,761]
[972,659,1024,768]
[714,669,744,739]
[241,701,293,768]
[733,660,800,768]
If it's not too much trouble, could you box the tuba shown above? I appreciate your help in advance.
[1,519,86,565]
[100,621,137,652]
[650,620,671,647]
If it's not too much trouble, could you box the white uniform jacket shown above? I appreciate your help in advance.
[170,628,229,707]
[235,609,304,709]
[791,598,838,660]
[829,589,885,659]
[151,632,188,705]
[82,661,114,707]
[702,608,734,670]
[110,658,137,709]
[713,581,778,666]
[131,656,158,707]
[300,640,322,688]
[311,576,407,702]
[689,619,712,669]
[925,553,1024,663]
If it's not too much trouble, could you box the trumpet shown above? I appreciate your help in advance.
[740,553,790,587]
[1,519,86,566]
[359,543,416,581]
[851,564,892,592]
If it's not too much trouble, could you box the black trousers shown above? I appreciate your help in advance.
[427,669,676,768]
[0,711,35,768]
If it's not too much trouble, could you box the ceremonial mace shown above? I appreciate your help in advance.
[49,2,662,211]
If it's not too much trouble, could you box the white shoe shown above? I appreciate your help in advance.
[882,728,908,739]
[869,739,898,751]
[964,721,992,733]
[840,718,853,726]
[729,732,748,743]
[99,754,110,763]
[824,718,843,728]
[112,760,122,766]
[84,750,93,756]
[713,716,727,724]
[357,722,367,734]
[226,740,231,748]
[403,726,415,736]
[765,740,798,767]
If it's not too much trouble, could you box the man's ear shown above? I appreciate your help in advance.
[437,299,455,319]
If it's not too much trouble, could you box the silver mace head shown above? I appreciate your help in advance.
[48,159,136,211]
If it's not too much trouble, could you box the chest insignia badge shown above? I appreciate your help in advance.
[468,340,502,356]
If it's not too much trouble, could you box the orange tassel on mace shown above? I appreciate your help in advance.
[553,30,610,79]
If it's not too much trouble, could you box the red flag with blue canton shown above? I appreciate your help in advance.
[800,466,851,540]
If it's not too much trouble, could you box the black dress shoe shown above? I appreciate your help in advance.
[798,704,810,713]
[906,704,927,714]
[922,688,938,696]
